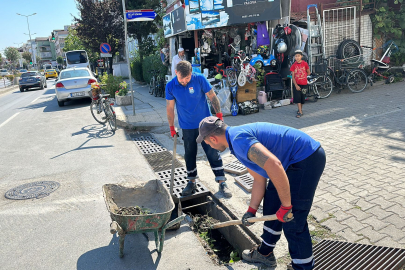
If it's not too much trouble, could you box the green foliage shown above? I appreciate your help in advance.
[253,63,265,87]
[5,75,14,81]
[131,58,143,81]
[4,47,20,63]
[116,81,128,96]
[100,74,123,98]
[370,0,405,66]
[139,36,158,57]
[229,250,241,264]
[22,51,32,63]
[57,56,63,65]
[142,54,167,83]
[63,27,99,63]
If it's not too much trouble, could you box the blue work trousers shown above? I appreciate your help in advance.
[182,128,226,182]
[261,146,326,270]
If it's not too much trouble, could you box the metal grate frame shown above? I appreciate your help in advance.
[155,167,188,180]
[133,136,167,154]
[144,151,183,172]
[234,173,254,192]
[223,160,248,175]
[159,176,209,201]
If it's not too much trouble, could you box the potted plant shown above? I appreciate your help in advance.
[115,81,132,106]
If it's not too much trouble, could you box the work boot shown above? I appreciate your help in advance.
[219,182,232,198]
[242,247,277,267]
[181,181,196,196]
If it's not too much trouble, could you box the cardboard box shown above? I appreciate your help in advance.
[236,83,257,103]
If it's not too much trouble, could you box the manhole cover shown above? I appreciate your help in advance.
[5,181,60,200]
[224,159,248,175]
[234,173,254,192]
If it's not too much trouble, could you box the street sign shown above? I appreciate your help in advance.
[100,53,112,57]
[100,43,111,53]
[126,9,156,22]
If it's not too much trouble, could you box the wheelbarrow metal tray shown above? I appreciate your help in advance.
[103,180,174,233]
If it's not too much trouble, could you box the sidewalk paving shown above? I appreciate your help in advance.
[117,78,405,250]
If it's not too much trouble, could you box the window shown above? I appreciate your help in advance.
[21,72,37,77]
[66,51,88,64]
[60,69,90,79]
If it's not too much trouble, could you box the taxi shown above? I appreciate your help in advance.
[45,69,58,79]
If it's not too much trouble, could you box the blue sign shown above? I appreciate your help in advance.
[126,9,157,22]
[100,43,111,53]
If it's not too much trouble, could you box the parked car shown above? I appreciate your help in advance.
[45,69,58,79]
[19,71,47,92]
[55,67,97,107]
[19,69,28,73]
[0,69,10,76]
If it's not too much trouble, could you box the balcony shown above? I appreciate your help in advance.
[40,52,52,59]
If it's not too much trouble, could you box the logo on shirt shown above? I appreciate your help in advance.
[189,87,194,94]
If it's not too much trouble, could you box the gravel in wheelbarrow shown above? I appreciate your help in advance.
[103,180,185,257]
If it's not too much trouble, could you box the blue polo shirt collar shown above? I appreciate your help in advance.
[225,127,234,155]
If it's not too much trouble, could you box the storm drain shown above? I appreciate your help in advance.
[159,175,209,201]
[5,181,60,200]
[133,136,166,154]
[155,167,187,179]
[144,151,183,171]
[223,160,248,175]
[312,239,405,269]
[234,173,254,192]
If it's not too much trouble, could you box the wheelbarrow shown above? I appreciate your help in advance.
[103,180,184,257]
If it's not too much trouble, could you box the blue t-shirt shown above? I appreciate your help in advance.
[226,123,321,178]
[166,73,212,129]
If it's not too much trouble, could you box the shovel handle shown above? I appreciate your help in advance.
[170,134,177,197]
[211,213,293,229]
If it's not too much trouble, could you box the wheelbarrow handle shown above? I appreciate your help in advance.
[210,213,293,229]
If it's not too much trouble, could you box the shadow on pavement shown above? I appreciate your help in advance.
[50,138,113,159]
[72,124,115,139]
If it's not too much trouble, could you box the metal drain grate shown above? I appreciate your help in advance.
[155,167,188,179]
[312,239,405,269]
[224,160,248,175]
[234,173,254,192]
[159,176,209,201]
[5,181,60,200]
[144,151,183,172]
[133,136,166,154]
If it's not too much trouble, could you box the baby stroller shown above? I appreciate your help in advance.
[264,72,288,100]
[368,41,405,85]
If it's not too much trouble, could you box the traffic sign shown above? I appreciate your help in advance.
[126,9,156,22]
[100,43,111,53]
[100,53,112,57]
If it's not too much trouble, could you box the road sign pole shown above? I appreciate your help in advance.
[122,0,135,116]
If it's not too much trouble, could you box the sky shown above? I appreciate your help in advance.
[0,0,79,55]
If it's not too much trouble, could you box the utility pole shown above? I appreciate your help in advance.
[17,13,37,68]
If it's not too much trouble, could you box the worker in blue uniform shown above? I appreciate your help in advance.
[196,116,326,270]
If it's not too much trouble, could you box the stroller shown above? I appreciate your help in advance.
[264,72,288,101]
[368,41,405,85]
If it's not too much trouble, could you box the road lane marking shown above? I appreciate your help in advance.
[30,96,41,104]
[0,112,20,129]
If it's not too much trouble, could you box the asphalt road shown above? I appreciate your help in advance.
[0,81,217,270]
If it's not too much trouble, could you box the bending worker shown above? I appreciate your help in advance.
[171,47,185,78]
[196,116,326,270]
[166,61,232,198]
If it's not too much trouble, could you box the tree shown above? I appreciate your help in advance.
[22,51,32,63]
[4,47,20,64]
[57,56,63,65]
[126,0,163,61]
[63,27,99,64]
[73,0,124,74]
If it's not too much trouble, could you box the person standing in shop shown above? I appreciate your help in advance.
[166,61,232,198]
[290,50,311,118]
[171,47,185,78]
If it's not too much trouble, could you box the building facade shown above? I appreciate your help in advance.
[35,37,57,66]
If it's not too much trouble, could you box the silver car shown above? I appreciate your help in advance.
[55,67,97,107]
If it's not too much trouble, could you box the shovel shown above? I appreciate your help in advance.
[206,213,293,229]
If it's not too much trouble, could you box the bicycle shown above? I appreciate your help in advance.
[306,74,333,100]
[149,70,160,96]
[325,55,368,93]
[90,83,116,131]
[154,75,166,98]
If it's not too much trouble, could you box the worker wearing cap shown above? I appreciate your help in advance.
[166,61,232,198]
[171,47,185,78]
[196,116,326,270]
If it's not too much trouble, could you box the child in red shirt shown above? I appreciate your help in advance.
[290,50,310,118]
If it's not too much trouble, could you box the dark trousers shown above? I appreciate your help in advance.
[261,147,326,270]
[182,128,226,182]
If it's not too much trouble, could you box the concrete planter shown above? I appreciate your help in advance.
[115,94,132,106]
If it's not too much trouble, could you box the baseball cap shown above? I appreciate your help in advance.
[178,48,184,52]
[294,50,303,56]
[196,116,224,143]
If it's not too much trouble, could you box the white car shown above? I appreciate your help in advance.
[0,69,10,76]
[55,67,97,107]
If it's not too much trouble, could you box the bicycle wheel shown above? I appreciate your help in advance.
[314,75,333,99]
[90,99,107,124]
[149,76,155,95]
[238,73,246,87]
[106,104,117,131]
[347,69,368,93]
[226,68,238,87]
